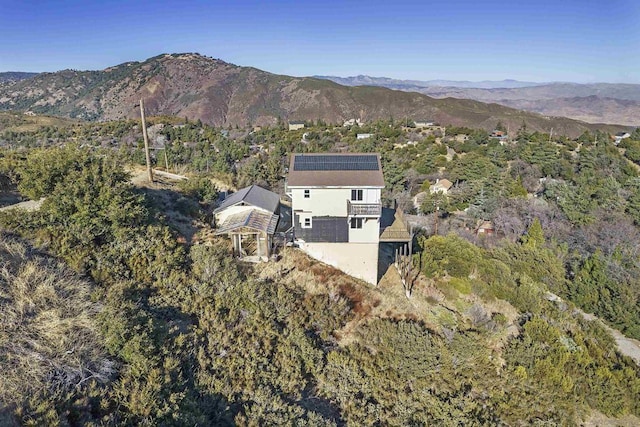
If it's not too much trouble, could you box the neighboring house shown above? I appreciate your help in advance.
[490,130,507,141]
[286,153,409,285]
[476,220,495,236]
[429,178,453,195]
[343,118,364,127]
[414,120,434,128]
[393,141,418,149]
[288,121,305,131]
[213,185,280,261]
[356,133,374,139]
[614,132,631,145]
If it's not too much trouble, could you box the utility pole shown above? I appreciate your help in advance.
[139,99,153,183]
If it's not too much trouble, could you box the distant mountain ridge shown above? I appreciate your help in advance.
[0,72,38,86]
[0,53,629,136]
[314,75,545,89]
[315,75,640,125]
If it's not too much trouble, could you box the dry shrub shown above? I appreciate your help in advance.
[338,282,370,316]
[421,285,445,303]
[426,296,439,305]
[293,252,314,270]
[0,232,115,405]
[403,313,420,322]
[310,263,342,283]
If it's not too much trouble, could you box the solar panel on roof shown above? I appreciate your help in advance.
[293,155,379,171]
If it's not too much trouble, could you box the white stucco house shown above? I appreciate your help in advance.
[614,132,631,145]
[286,153,410,284]
[429,178,453,195]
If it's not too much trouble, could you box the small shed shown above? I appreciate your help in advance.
[213,185,280,261]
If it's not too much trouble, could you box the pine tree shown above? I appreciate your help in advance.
[522,218,544,249]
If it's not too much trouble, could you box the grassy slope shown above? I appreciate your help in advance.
[0,232,113,413]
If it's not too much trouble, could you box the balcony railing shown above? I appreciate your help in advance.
[348,200,382,217]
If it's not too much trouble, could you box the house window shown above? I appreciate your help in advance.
[350,218,363,229]
[351,189,363,201]
[304,189,310,198]
[303,217,312,228]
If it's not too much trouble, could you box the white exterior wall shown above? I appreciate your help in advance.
[291,185,383,284]
[429,186,449,195]
[215,204,269,226]
[290,187,381,216]
[362,188,380,203]
[292,188,350,216]
[299,242,379,285]
[349,217,380,243]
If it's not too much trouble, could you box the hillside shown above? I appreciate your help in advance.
[0,72,38,84]
[420,83,640,125]
[0,53,627,137]
[316,76,640,126]
[315,75,545,89]
[0,111,78,134]
[497,96,640,126]
[1,143,640,425]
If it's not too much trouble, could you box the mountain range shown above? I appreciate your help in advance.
[313,75,545,90]
[316,75,640,126]
[0,54,630,137]
[0,72,38,88]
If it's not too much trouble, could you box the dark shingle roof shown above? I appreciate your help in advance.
[213,185,280,214]
[287,153,385,187]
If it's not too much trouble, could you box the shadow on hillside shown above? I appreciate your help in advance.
[0,181,21,208]
[298,389,345,426]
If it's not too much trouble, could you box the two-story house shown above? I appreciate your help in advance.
[286,153,385,284]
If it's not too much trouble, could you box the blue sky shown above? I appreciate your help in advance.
[1,0,638,83]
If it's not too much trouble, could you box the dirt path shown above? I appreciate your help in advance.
[581,311,640,366]
[547,292,640,366]
[128,166,234,192]
[0,198,45,212]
